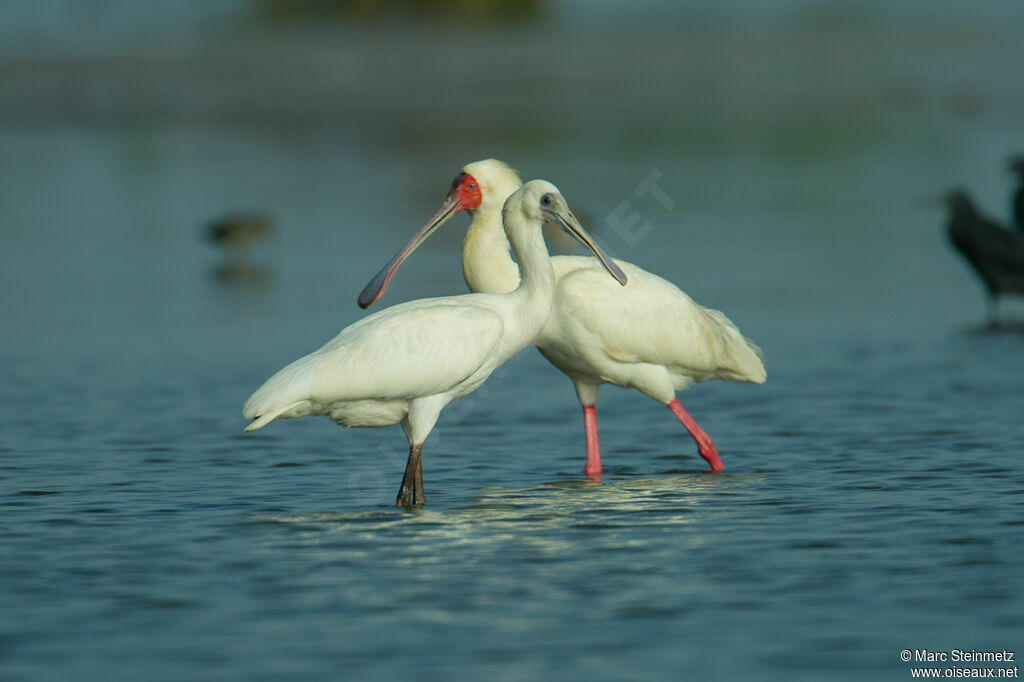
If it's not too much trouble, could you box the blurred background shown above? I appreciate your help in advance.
[2,0,1022,362]
[2,2,1023,680]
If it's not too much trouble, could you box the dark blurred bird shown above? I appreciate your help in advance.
[942,189,1024,323]
[205,212,273,288]
[207,213,272,256]
[1008,154,1024,231]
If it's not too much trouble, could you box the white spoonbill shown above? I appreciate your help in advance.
[243,180,626,507]
[359,159,764,476]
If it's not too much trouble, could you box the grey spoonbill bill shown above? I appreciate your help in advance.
[243,180,626,507]
[358,159,765,477]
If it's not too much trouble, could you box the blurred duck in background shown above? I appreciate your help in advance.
[205,212,273,288]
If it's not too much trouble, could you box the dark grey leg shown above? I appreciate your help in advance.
[396,443,424,508]
[412,449,426,507]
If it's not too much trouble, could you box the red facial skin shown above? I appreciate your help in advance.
[450,172,483,212]
[356,171,484,310]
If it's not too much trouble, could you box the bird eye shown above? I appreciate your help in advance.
[541,193,553,206]
[467,182,477,190]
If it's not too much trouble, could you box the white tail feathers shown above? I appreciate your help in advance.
[701,307,766,384]
[739,336,767,384]
[243,399,311,432]
[242,351,324,432]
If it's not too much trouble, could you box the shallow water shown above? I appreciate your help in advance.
[3,335,1023,681]
[2,2,1024,680]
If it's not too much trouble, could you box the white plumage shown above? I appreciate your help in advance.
[360,159,764,476]
[245,179,625,507]
[243,302,502,433]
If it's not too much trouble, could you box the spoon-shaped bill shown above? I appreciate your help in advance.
[543,202,627,286]
[357,195,461,309]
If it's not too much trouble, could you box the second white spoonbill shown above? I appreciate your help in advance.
[359,160,765,476]
[244,180,625,507]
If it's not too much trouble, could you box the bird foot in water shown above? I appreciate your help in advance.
[699,447,725,473]
[395,486,425,508]
[395,444,426,508]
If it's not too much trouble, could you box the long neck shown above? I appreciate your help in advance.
[501,210,554,343]
[462,203,521,294]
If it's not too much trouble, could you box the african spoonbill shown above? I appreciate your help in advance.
[243,180,626,507]
[359,160,765,476]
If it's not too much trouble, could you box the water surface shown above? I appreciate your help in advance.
[2,2,1023,680]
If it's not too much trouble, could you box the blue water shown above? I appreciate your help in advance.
[2,2,1024,680]
[2,335,1022,680]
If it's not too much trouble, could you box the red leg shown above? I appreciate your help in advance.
[582,404,602,478]
[667,398,723,472]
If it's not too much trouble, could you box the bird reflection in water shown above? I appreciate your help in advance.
[247,471,764,539]
[465,471,759,518]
